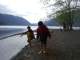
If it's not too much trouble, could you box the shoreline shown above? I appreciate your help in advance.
[11,30,80,60]
[0,27,80,40]
[0,29,80,60]
[0,35,28,60]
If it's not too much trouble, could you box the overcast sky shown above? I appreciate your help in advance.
[0,0,49,23]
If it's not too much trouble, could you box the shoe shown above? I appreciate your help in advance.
[26,54,31,57]
[43,50,48,54]
[38,51,42,54]
[43,51,46,53]
[24,54,31,57]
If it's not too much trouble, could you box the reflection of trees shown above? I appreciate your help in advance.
[41,0,80,31]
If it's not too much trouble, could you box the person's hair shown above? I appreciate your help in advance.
[27,26,30,29]
[38,21,43,26]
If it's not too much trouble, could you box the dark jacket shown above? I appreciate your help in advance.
[37,25,51,39]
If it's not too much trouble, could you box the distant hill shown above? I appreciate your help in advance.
[0,14,31,26]
[44,19,80,27]
[44,19,59,26]
[31,19,60,26]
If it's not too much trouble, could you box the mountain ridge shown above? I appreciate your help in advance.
[0,14,31,26]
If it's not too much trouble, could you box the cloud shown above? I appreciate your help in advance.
[0,5,12,14]
[0,0,47,23]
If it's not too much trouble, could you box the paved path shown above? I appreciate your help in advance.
[11,31,80,60]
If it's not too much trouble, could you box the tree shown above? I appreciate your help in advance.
[54,0,79,31]
[41,0,80,31]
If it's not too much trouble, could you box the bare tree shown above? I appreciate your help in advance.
[40,0,80,31]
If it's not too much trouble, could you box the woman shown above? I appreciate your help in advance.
[36,21,51,54]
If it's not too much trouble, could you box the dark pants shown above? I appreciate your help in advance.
[40,35,47,45]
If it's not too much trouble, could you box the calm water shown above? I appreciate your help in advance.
[0,26,29,60]
[0,26,38,39]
